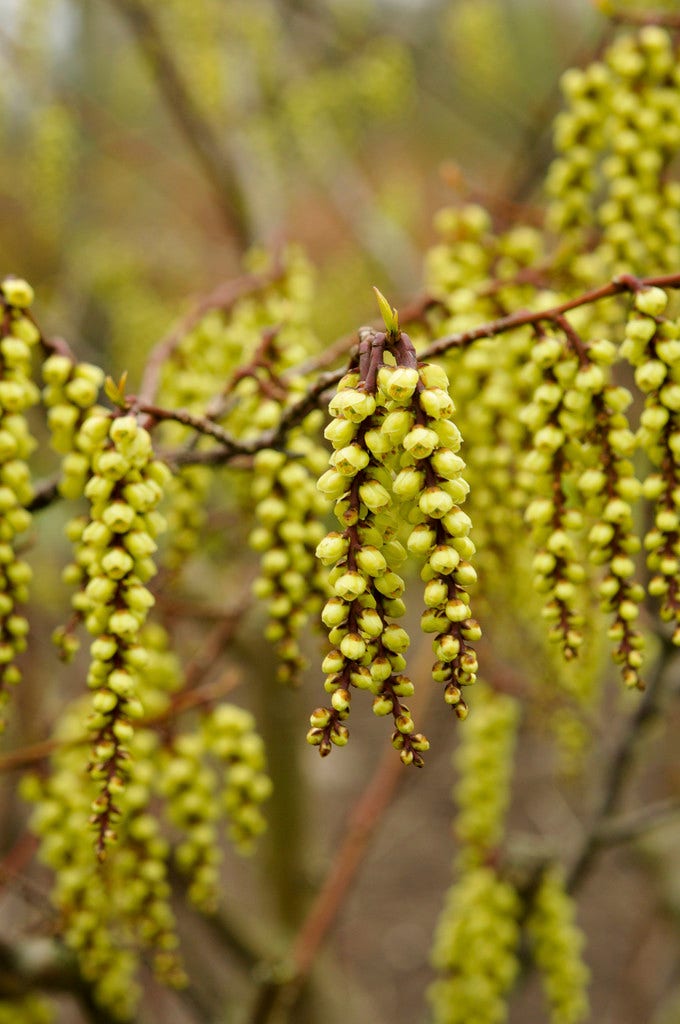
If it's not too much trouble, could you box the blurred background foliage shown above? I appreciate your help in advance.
[2,2,680,1024]
[0,0,602,372]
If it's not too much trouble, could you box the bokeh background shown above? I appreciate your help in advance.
[2,1,680,1023]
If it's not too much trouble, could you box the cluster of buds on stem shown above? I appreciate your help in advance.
[0,279,39,729]
[308,293,479,765]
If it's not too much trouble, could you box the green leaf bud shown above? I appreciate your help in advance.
[124,531,157,558]
[419,388,455,420]
[407,523,437,555]
[382,625,410,653]
[113,718,136,742]
[355,545,387,576]
[419,487,454,519]
[109,416,138,444]
[656,508,679,532]
[102,502,137,533]
[383,366,420,402]
[616,477,641,502]
[421,609,448,633]
[322,650,345,675]
[331,724,349,746]
[419,363,449,389]
[403,426,440,459]
[108,610,141,638]
[577,469,606,496]
[1,336,30,366]
[328,389,376,422]
[95,451,133,482]
[2,278,34,307]
[656,339,680,365]
[635,360,667,392]
[93,689,119,714]
[392,675,415,697]
[430,448,466,479]
[101,548,135,579]
[429,545,461,575]
[315,532,349,567]
[324,417,357,448]
[380,409,414,445]
[445,599,469,623]
[322,597,349,628]
[373,571,405,599]
[317,469,349,499]
[126,585,155,612]
[640,405,669,433]
[393,466,425,499]
[331,687,351,712]
[340,633,367,660]
[332,444,370,476]
[306,727,324,746]
[546,530,575,558]
[364,428,393,458]
[395,713,414,734]
[63,377,98,408]
[81,522,113,549]
[350,666,373,689]
[424,578,449,607]
[534,424,565,452]
[626,317,657,344]
[108,670,134,696]
[358,479,391,511]
[575,364,605,393]
[532,337,564,366]
[634,286,667,317]
[370,657,392,683]
[611,554,635,577]
[603,498,631,524]
[444,683,462,705]
[383,539,407,568]
[91,635,117,661]
[309,707,331,729]
[660,384,680,411]
[334,571,367,600]
[372,695,394,716]
[436,634,462,661]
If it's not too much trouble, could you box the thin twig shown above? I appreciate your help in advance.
[595,796,680,847]
[0,670,240,775]
[162,270,680,468]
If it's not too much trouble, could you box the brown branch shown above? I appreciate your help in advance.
[420,271,680,361]
[163,271,680,469]
[105,0,251,246]
[133,400,245,448]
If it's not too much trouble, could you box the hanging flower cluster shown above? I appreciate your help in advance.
[308,297,479,764]
[622,286,680,644]
[53,408,171,857]
[548,25,680,282]
[0,278,39,730]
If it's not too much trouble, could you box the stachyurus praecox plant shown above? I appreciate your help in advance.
[1,8,680,1024]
